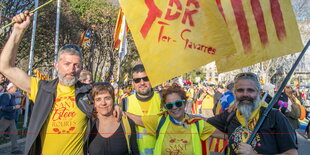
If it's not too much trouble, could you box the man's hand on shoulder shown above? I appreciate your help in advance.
[113,104,123,122]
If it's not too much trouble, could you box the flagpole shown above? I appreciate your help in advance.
[53,0,61,79]
[247,40,310,144]
[117,15,127,83]
[1,0,54,29]
[23,0,39,128]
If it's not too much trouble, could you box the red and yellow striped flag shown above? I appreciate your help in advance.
[215,0,303,73]
[209,101,228,153]
[113,9,128,50]
[79,29,91,47]
[33,69,49,80]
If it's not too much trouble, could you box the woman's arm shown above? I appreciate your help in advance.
[124,112,144,127]
[211,129,226,139]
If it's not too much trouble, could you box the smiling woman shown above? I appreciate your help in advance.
[86,82,139,155]
[125,85,223,155]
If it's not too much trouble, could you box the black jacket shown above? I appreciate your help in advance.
[25,78,93,155]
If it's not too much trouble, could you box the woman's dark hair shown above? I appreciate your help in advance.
[91,82,115,102]
[161,84,187,105]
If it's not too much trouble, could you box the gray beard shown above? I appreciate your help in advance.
[237,95,260,126]
[58,73,78,87]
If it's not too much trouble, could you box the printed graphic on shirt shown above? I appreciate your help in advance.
[165,138,190,154]
[51,96,77,134]
[229,126,261,153]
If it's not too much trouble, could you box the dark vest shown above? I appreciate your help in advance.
[25,78,93,155]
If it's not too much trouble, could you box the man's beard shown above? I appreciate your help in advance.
[237,95,260,125]
[58,71,79,86]
[136,86,152,96]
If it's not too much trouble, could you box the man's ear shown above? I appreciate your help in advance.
[54,62,58,72]
[131,81,135,89]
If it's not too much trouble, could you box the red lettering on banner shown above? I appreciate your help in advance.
[231,0,251,52]
[181,29,216,54]
[182,0,200,26]
[141,0,163,39]
[270,0,286,41]
[158,21,176,43]
[165,0,182,20]
[141,0,201,39]
[251,0,268,47]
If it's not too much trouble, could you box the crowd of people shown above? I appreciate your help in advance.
[0,10,309,155]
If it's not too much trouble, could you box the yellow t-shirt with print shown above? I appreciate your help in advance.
[29,77,88,155]
[139,99,152,115]
[142,114,216,155]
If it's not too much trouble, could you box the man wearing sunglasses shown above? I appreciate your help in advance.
[207,72,297,155]
[0,11,120,155]
[121,64,162,155]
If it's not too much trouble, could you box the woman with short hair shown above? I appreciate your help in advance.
[86,82,139,155]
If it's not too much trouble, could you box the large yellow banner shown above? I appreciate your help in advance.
[215,0,303,73]
[119,0,236,86]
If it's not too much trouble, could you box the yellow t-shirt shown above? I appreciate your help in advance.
[202,94,214,109]
[139,99,152,115]
[142,115,216,155]
[29,77,88,155]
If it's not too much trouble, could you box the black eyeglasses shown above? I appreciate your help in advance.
[234,72,258,81]
[133,76,149,83]
[60,44,81,52]
[164,100,185,110]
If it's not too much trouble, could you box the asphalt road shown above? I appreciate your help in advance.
[0,129,309,155]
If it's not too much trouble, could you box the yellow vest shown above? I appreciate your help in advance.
[154,115,204,155]
[121,116,133,154]
[127,92,162,155]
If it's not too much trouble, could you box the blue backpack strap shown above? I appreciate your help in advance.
[195,121,200,133]
[156,115,166,139]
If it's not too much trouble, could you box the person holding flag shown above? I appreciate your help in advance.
[0,11,121,155]
[207,72,297,155]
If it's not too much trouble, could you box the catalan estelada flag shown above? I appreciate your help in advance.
[114,9,128,50]
[215,0,303,73]
[79,29,91,47]
[119,0,236,86]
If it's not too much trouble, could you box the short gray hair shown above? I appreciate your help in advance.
[57,44,83,62]
[234,72,260,91]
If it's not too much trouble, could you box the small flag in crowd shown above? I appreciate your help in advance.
[80,29,91,47]
[33,69,49,80]
[114,9,128,50]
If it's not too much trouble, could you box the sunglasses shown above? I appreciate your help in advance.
[133,76,149,83]
[61,44,81,52]
[164,100,185,110]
